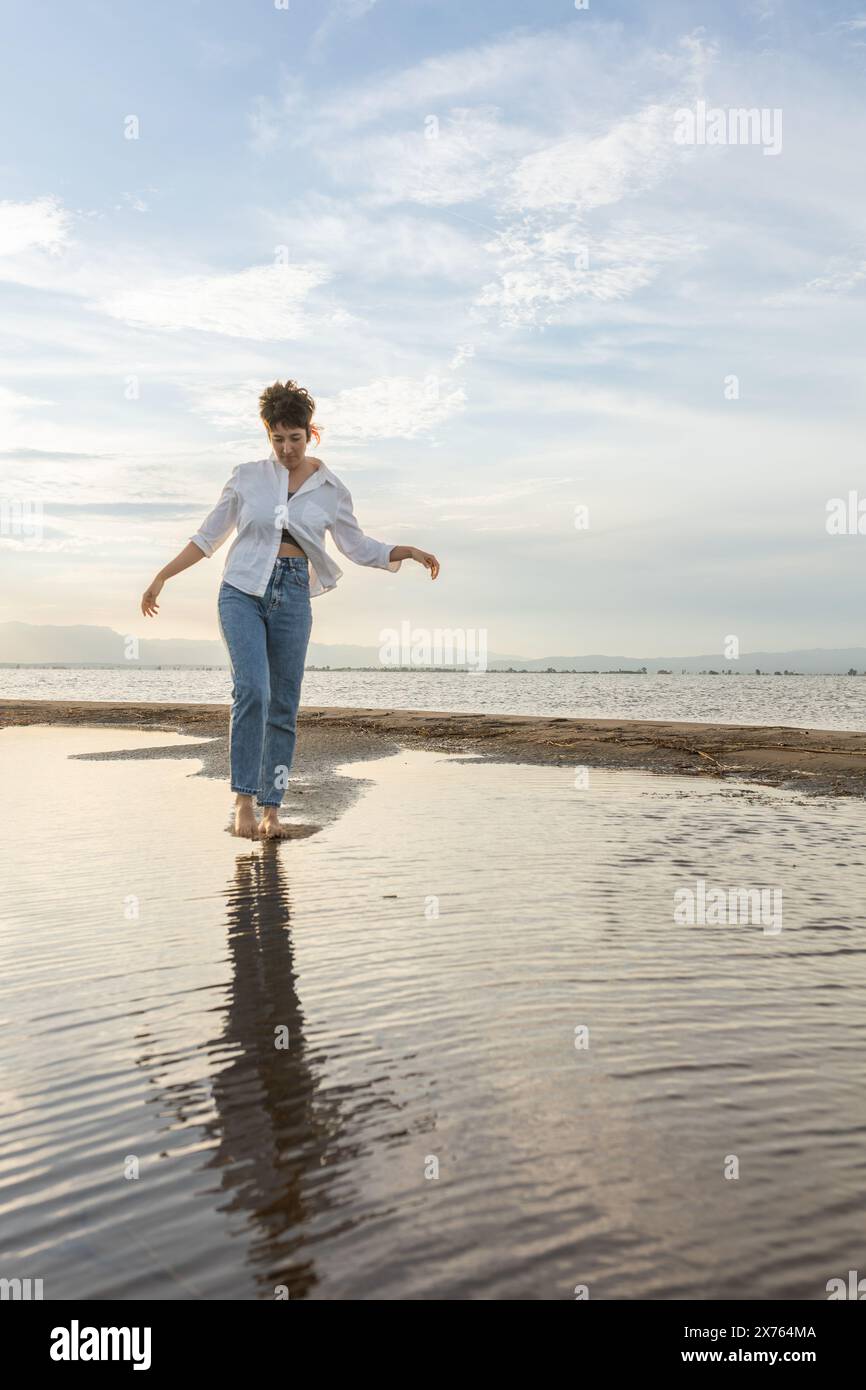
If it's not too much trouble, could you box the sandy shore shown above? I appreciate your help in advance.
[4,699,866,798]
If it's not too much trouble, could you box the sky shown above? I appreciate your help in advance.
[1,0,865,660]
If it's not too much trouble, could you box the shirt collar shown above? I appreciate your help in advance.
[268,451,335,494]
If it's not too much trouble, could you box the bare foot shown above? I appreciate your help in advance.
[260,810,292,839]
[233,804,260,838]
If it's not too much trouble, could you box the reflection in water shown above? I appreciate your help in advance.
[129,838,409,1300]
[195,848,374,1298]
[2,727,866,1300]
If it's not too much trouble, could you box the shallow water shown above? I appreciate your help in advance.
[1,727,865,1300]
[3,665,866,731]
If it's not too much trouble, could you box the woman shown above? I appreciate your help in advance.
[141,379,440,839]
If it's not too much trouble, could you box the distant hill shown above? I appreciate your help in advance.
[487,649,866,675]
[1,623,865,674]
[0,621,387,669]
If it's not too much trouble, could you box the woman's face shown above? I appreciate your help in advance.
[268,424,308,466]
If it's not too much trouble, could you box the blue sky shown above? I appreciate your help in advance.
[1,0,865,658]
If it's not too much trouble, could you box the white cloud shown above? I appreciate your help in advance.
[475,220,702,325]
[298,26,583,135]
[505,104,686,216]
[288,32,711,327]
[258,196,484,281]
[185,364,468,443]
[318,105,533,207]
[0,197,72,257]
[311,0,380,55]
[247,95,281,154]
[427,477,575,508]
[316,372,467,440]
[98,262,331,338]
[185,379,272,434]
[449,343,475,369]
[0,533,96,556]
[0,386,54,445]
[806,258,866,293]
[117,192,150,213]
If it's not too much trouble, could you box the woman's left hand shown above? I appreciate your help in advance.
[410,547,440,579]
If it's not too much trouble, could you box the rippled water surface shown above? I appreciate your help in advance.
[2,727,865,1299]
[3,665,866,730]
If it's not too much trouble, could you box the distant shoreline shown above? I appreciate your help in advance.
[3,662,866,675]
[4,699,866,798]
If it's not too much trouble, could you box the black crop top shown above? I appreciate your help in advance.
[280,489,305,551]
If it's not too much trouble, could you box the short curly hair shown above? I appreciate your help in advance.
[259,379,321,446]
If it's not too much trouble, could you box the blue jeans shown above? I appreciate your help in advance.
[217,557,313,807]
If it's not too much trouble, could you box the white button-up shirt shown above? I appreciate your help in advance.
[190,453,402,599]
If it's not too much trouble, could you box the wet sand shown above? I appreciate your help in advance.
[4,698,866,800]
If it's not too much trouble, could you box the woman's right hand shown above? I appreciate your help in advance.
[141,576,164,617]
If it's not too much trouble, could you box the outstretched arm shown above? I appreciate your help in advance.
[141,467,240,617]
[141,542,207,616]
[331,489,439,578]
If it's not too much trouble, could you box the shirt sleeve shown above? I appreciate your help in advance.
[330,486,402,572]
[190,466,240,557]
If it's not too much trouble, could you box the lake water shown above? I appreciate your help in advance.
[2,665,864,730]
[1,726,865,1299]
